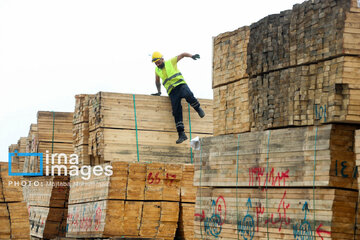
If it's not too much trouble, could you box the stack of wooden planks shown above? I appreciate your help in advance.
[8,113,73,238]
[0,162,30,239]
[23,176,69,239]
[247,0,360,74]
[354,129,360,239]
[23,111,74,174]
[66,162,198,239]
[178,164,197,240]
[212,0,360,135]
[17,137,27,172]
[249,53,360,130]
[73,92,213,165]
[23,124,38,173]
[212,26,250,136]
[73,94,94,165]
[8,143,20,172]
[194,124,359,239]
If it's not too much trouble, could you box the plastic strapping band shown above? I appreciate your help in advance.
[51,111,55,154]
[188,103,193,163]
[313,126,318,237]
[236,134,240,240]
[133,95,140,162]
[265,130,271,240]
[199,139,203,239]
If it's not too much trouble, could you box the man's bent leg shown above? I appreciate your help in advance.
[170,87,188,144]
[181,84,205,118]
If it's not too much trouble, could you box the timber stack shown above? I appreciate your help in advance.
[0,162,30,239]
[66,162,195,239]
[71,92,207,239]
[23,124,38,173]
[354,130,360,239]
[73,92,213,165]
[195,0,360,239]
[213,0,360,134]
[23,176,69,239]
[10,137,28,173]
[19,111,73,239]
[73,94,94,165]
[8,144,20,172]
[194,124,358,239]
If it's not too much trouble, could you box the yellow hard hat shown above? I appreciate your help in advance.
[152,51,163,63]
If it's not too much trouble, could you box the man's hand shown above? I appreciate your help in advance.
[191,54,200,60]
[151,92,161,96]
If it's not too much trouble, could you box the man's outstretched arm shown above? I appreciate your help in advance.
[177,53,200,62]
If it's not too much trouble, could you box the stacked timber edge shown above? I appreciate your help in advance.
[22,111,74,174]
[66,162,197,239]
[74,92,213,165]
[0,162,30,239]
[194,124,359,239]
[213,0,360,135]
[23,176,69,239]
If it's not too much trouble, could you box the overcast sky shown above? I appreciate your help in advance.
[0,0,305,162]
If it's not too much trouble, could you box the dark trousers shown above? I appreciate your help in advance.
[169,84,200,133]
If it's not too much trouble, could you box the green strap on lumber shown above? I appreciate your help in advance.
[265,130,271,240]
[236,134,240,240]
[188,103,193,163]
[313,126,319,237]
[51,111,55,154]
[199,139,203,239]
[133,95,140,162]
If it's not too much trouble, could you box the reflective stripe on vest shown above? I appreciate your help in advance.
[163,72,183,86]
[167,79,184,93]
[155,59,186,94]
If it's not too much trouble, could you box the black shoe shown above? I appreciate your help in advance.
[176,132,188,144]
[197,107,205,118]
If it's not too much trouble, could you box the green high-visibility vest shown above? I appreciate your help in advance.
[155,58,186,94]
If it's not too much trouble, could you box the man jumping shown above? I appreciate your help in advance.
[151,51,205,144]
